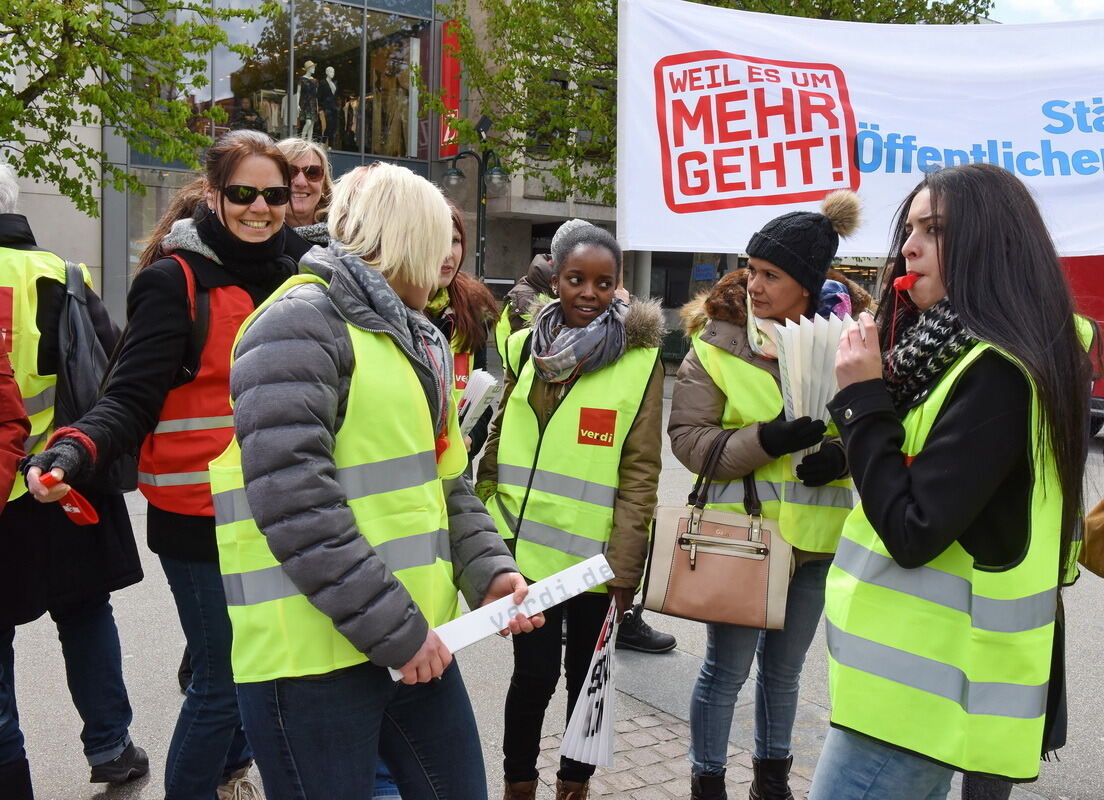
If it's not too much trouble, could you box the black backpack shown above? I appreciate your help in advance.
[53,262,138,494]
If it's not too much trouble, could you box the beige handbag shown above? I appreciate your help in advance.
[643,428,793,629]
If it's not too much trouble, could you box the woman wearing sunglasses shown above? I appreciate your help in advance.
[277,137,333,246]
[24,130,310,800]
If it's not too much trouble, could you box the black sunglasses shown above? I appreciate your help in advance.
[289,164,325,182]
[222,185,291,206]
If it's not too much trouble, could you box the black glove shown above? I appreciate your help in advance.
[20,437,92,486]
[758,415,826,457]
[794,441,847,487]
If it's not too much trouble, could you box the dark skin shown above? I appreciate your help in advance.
[550,243,634,616]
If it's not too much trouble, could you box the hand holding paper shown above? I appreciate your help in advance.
[835,312,882,390]
[481,572,545,635]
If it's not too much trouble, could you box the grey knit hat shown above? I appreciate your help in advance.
[746,190,861,295]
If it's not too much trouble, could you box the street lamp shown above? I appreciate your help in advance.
[441,120,508,280]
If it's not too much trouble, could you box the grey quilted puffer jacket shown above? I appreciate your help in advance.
[229,242,517,669]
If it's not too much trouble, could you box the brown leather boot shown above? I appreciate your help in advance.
[503,778,538,800]
[555,778,590,800]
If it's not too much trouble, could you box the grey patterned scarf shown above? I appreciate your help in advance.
[884,298,974,411]
[531,297,628,383]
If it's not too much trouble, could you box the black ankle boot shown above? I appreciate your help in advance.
[691,770,727,800]
[749,756,794,800]
[0,757,34,800]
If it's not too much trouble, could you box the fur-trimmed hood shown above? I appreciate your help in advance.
[680,268,873,337]
[527,295,667,350]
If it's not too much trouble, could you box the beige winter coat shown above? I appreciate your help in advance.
[668,269,872,559]
[478,298,666,590]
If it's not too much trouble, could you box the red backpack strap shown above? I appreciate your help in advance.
[169,253,197,323]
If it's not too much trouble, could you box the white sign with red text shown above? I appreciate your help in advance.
[617,0,1104,256]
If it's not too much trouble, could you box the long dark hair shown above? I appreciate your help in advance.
[441,201,497,353]
[879,163,1090,580]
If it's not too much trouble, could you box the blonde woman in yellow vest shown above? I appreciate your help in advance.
[476,223,665,800]
[669,191,864,800]
[214,163,540,800]
[808,164,1090,800]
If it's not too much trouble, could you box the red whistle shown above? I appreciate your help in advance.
[39,473,100,526]
[893,273,919,291]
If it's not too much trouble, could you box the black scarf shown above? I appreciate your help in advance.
[197,210,294,291]
[883,299,974,411]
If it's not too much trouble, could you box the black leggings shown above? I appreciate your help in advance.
[502,592,610,784]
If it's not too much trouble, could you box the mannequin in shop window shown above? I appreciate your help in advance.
[296,61,319,141]
[319,66,338,149]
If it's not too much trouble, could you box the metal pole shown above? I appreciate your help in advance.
[475,150,486,280]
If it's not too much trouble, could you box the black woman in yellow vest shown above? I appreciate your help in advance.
[477,223,665,800]
[808,163,1090,799]
[670,191,865,800]
[425,202,499,465]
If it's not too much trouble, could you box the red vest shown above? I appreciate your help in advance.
[137,253,256,516]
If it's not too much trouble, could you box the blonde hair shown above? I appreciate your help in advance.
[276,137,333,221]
[328,163,451,288]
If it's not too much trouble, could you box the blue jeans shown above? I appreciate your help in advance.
[0,594,133,767]
[160,555,251,800]
[809,727,953,800]
[238,660,486,800]
[374,759,402,798]
[689,558,830,776]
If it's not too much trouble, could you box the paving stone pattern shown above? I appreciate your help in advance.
[528,712,812,800]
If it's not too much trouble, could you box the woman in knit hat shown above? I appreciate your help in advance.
[669,190,867,800]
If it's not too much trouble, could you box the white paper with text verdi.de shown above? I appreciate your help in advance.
[388,555,615,679]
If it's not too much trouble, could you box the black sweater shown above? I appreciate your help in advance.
[827,350,1032,569]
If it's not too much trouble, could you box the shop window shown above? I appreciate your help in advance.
[126,168,204,279]
[212,0,294,141]
[292,0,365,151]
[364,11,431,160]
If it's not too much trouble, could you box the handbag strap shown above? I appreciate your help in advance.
[687,427,763,517]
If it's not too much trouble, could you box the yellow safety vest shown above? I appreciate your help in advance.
[494,294,551,365]
[0,248,93,501]
[1064,314,1096,584]
[825,342,1061,780]
[210,273,468,683]
[488,328,658,590]
[692,332,853,553]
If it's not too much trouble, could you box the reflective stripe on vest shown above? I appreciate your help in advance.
[138,256,256,516]
[488,327,658,589]
[153,414,235,434]
[825,342,1060,780]
[1,248,72,501]
[211,273,467,683]
[692,332,853,552]
[21,385,56,417]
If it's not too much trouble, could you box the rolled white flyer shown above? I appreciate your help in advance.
[389,554,614,680]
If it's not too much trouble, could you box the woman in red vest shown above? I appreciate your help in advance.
[24,130,310,800]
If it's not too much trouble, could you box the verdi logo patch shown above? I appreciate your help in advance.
[578,407,616,447]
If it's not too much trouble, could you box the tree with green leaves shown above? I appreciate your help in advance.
[436,0,994,205]
[0,0,275,216]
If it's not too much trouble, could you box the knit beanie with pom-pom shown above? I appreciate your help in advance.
[746,190,861,296]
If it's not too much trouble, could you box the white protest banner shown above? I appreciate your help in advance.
[560,600,619,766]
[617,0,1104,257]
[389,554,614,680]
